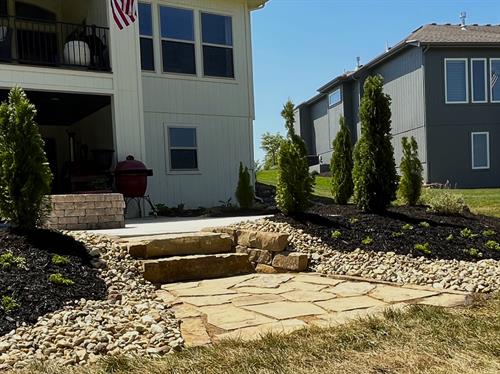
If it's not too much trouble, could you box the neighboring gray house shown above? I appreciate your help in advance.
[295,23,500,188]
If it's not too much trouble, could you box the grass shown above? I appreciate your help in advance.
[13,295,500,374]
[256,170,500,217]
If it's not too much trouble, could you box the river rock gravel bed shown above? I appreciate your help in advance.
[0,232,182,371]
[232,219,500,294]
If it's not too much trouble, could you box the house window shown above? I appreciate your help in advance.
[160,6,196,75]
[201,13,234,78]
[139,3,154,71]
[168,127,198,170]
[445,58,468,103]
[328,88,342,107]
[471,132,490,170]
[490,59,500,103]
[471,58,487,103]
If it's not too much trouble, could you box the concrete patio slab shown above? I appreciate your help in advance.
[86,215,271,238]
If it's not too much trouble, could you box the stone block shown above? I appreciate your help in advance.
[78,215,99,224]
[255,264,284,274]
[58,216,78,225]
[201,227,238,244]
[236,246,273,265]
[272,252,308,272]
[64,209,86,217]
[236,230,288,252]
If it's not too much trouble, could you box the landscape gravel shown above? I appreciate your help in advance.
[232,219,500,294]
[0,232,182,371]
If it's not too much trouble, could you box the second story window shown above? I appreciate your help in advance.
[160,6,196,75]
[328,88,342,107]
[445,58,468,104]
[201,13,234,78]
[471,58,487,103]
[139,3,154,71]
[490,59,500,103]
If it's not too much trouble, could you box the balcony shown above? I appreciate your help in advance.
[0,16,110,72]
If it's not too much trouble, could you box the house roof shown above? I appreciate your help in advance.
[308,23,500,99]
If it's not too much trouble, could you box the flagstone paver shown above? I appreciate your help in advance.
[164,273,471,347]
[369,284,438,303]
[326,281,377,297]
[242,301,327,320]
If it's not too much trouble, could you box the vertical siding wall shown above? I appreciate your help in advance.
[141,0,255,208]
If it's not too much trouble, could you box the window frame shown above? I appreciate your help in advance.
[167,126,199,172]
[471,131,490,170]
[471,58,488,104]
[138,2,155,72]
[158,4,197,76]
[200,11,235,79]
[328,88,342,107]
[444,58,469,104]
[489,58,500,103]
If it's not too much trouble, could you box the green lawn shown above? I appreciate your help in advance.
[257,170,500,218]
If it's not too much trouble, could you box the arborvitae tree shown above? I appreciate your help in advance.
[330,116,353,204]
[0,87,53,229]
[235,162,254,209]
[398,136,423,206]
[276,100,314,214]
[261,132,284,169]
[352,75,398,212]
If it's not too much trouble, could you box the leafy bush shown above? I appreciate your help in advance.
[276,101,314,214]
[0,87,53,229]
[331,230,342,239]
[1,296,19,312]
[330,116,353,204]
[51,254,70,266]
[425,191,468,215]
[485,240,500,251]
[446,234,454,242]
[465,248,482,258]
[49,273,74,286]
[352,75,398,212]
[349,217,359,225]
[235,162,254,209]
[414,243,431,255]
[398,136,423,206]
[0,251,26,270]
[460,228,476,239]
[392,231,404,238]
[362,236,374,245]
[419,221,430,228]
[402,224,414,231]
[482,229,496,237]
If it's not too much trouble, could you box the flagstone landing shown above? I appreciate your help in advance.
[156,273,472,347]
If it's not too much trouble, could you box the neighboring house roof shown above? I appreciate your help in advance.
[247,0,269,10]
[304,23,500,102]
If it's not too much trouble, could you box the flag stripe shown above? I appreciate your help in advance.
[111,0,137,30]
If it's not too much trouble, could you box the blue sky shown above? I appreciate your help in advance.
[251,0,500,162]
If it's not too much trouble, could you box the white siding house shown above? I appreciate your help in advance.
[0,0,267,209]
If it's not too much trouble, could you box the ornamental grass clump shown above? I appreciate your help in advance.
[1,296,19,313]
[353,75,398,213]
[235,162,254,209]
[275,100,313,214]
[330,116,353,204]
[0,87,52,229]
[49,273,74,286]
[398,136,423,206]
[425,190,468,216]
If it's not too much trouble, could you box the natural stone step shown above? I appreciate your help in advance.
[142,253,255,283]
[122,232,234,259]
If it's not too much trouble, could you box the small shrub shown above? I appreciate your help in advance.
[398,136,423,206]
[482,229,496,237]
[485,240,500,251]
[362,236,374,245]
[446,234,454,242]
[1,296,19,312]
[331,230,342,239]
[464,248,482,258]
[49,273,74,286]
[51,255,70,266]
[235,162,254,209]
[349,217,359,225]
[0,251,26,270]
[425,191,468,215]
[419,221,430,228]
[460,228,477,239]
[402,224,414,231]
[414,243,431,255]
[330,116,354,204]
[392,231,404,238]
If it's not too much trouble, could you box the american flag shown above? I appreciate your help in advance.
[111,0,137,30]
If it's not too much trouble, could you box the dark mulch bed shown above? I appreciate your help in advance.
[272,204,500,262]
[0,229,107,336]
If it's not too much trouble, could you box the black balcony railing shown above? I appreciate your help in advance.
[0,16,111,71]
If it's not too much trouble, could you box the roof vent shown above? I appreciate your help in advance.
[460,11,467,29]
[356,56,361,70]
[385,41,392,52]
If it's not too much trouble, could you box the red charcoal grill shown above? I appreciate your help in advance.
[115,155,156,217]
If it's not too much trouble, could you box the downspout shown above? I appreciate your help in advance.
[422,44,430,183]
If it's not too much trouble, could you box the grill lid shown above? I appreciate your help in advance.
[115,155,153,175]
